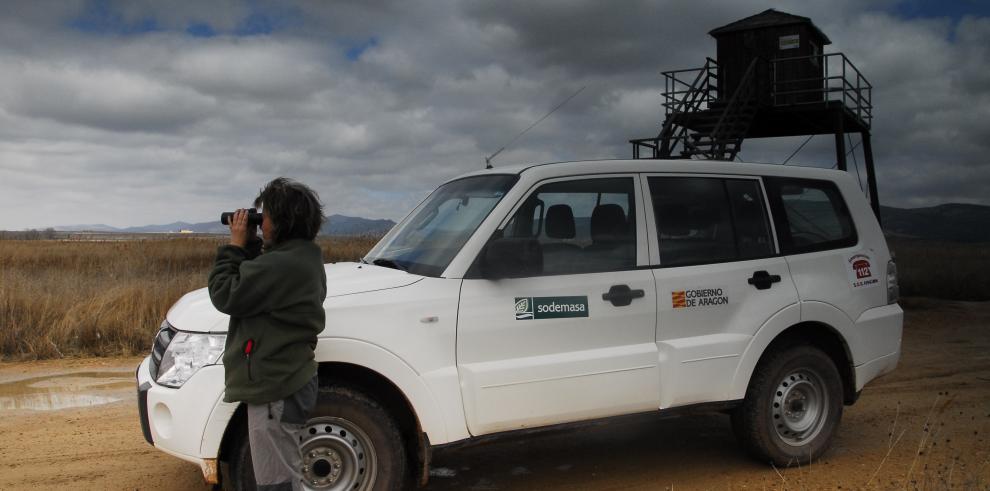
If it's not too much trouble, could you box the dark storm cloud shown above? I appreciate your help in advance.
[463,0,722,78]
[0,0,986,230]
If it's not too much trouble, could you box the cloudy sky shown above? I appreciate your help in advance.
[0,0,987,229]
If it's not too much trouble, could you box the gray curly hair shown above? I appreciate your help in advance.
[254,177,325,243]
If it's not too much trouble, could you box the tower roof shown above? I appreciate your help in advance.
[708,8,832,44]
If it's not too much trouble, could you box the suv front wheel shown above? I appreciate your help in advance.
[223,385,409,491]
[732,345,843,465]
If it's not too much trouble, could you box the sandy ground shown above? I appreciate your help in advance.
[1,298,988,490]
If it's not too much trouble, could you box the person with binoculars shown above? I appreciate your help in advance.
[208,177,327,490]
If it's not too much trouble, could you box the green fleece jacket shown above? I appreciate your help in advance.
[208,238,327,404]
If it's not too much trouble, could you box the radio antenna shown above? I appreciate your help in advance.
[484,85,586,169]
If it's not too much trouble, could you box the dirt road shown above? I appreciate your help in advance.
[1,299,988,490]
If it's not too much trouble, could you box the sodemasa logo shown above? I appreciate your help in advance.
[515,296,589,320]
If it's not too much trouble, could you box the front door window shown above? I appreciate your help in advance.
[502,177,637,275]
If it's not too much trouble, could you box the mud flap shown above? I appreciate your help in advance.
[417,432,432,487]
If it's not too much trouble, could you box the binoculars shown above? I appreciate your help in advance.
[220,208,264,226]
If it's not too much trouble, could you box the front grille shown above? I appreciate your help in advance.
[149,323,176,380]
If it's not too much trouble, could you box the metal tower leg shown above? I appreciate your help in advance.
[834,109,847,171]
[861,131,881,224]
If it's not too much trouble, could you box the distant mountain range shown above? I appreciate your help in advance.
[43,203,990,242]
[54,214,396,236]
[880,203,990,243]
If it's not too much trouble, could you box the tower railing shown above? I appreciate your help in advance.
[661,57,720,115]
[771,53,872,128]
[630,58,720,159]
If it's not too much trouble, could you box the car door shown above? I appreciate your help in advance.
[457,174,659,436]
[644,175,800,408]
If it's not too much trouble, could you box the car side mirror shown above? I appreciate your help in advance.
[481,237,543,279]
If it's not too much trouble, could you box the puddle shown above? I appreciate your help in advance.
[0,371,132,411]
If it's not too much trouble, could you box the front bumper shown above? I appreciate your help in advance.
[135,356,238,483]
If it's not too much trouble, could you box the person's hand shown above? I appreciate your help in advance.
[228,209,256,248]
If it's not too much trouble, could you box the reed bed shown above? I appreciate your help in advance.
[0,237,378,360]
[888,238,990,301]
[1,236,986,360]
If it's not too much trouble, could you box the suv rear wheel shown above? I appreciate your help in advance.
[732,345,843,465]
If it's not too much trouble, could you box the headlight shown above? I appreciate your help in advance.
[156,332,226,388]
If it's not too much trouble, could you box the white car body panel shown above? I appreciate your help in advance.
[156,263,469,445]
[456,172,658,434]
[137,356,226,461]
[458,269,660,434]
[166,289,229,333]
[728,303,803,400]
[312,338,459,443]
[652,256,798,407]
[315,272,468,443]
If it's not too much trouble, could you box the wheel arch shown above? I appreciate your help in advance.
[217,339,447,488]
[733,320,858,405]
[316,361,430,486]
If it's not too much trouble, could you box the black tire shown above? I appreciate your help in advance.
[301,385,409,490]
[221,428,254,491]
[732,345,843,466]
[222,386,409,491]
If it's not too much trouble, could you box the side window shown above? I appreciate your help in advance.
[649,177,773,267]
[764,177,857,254]
[502,177,637,275]
[726,180,775,259]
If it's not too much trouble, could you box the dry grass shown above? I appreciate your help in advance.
[888,238,990,301]
[0,236,377,360]
[1,236,986,360]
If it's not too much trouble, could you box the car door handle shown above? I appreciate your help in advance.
[748,270,782,290]
[602,284,645,307]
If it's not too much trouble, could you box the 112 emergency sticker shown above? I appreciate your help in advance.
[847,253,880,289]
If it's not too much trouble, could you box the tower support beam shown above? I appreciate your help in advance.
[861,131,881,224]
[834,108,847,171]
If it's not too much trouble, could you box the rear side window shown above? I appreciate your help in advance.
[764,177,857,254]
[649,177,774,267]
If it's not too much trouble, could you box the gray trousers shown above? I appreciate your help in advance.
[247,376,318,491]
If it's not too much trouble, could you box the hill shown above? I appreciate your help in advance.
[881,203,990,243]
[55,214,395,236]
[43,203,990,242]
[322,214,395,236]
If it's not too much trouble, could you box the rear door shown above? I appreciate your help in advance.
[644,175,800,408]
[763,176,882,319]
[457,174,659,436]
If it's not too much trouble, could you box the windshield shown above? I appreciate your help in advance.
[364,174,518,277]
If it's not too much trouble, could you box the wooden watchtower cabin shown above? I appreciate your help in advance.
[630,9,880,219]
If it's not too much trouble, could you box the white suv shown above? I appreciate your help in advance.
[136,159,902,490]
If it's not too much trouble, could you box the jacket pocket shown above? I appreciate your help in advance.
[243,338,256,382]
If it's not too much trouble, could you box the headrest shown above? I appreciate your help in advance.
[545,204,576,239]
[590,204,627,242]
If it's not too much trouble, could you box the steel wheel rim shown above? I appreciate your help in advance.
[771,369,828,447]
[298,417,378,491]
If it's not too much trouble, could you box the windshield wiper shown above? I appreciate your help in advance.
[372,258,406,271]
